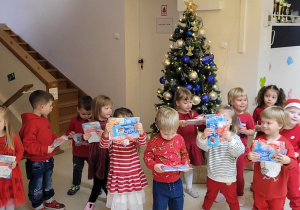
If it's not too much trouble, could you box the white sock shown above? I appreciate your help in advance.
[45,197,53,204]
[184,164,193,189]
[5,204,14,210]
[35,203,44,210]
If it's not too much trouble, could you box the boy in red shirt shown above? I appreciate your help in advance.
[144,107,190,210]
[66,96,92,195]
[19,90,65,210]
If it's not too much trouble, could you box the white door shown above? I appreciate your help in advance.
[139,0,179,132]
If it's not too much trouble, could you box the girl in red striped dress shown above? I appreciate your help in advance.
[101,107,148,210]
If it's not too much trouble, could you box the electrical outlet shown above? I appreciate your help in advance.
[7,73,15,81]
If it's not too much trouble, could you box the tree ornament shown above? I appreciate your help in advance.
[163,58,171,66]
[186,30,193,36]
[184,84,193,91]
[185,0,198,14]
[209,91,218,100]
[186,46,194,56]
[159,76,166,84]
[191,21,198,31]
[201,56,210,64]
[163,91,173,100]
[192,95,201,105]
[194,85,201,92]
[209,53,214,60]
[212,84,219,91]
[176,39,184,48]
[198,28,206,36]
[174,28,180,33]
[188,71,198,80]
[201,94,210,103]
[157,89,163,94]
[209,60,214,66]
[182,56,190,64]
[207,75,215,84]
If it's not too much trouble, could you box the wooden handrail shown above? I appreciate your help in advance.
[3,84,33,107]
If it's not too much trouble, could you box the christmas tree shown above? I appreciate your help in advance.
[150,0,222,135]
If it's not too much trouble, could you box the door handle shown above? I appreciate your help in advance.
[138,58,144,70]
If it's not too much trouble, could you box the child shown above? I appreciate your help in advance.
[66,96,93,195]
[197,105,245,210]
[144,107,190,210]
[84,95,112,210]
[0,105,25,210]
[19,90,65,210]
[228,87,255,206]
[245,106,296,210]
[101,107,148,210]
[175,87,204,198]
[253,85,286,137]
[280,99,300,209]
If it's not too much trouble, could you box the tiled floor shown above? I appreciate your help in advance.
[17,148,291,210]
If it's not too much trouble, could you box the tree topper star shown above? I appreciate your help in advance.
[185,0,198,14]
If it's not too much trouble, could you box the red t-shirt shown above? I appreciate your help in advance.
[144,133,190,183]
[280,124,300,162]
[66,115,90,157]
[238,113,255,151]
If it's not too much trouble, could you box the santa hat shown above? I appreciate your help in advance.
[284,99,300,110]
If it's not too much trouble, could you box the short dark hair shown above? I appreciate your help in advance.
[78,96,93,110]
[113,107,133,117]
[29,90,54,109]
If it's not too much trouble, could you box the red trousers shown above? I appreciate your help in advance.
[253,192,285,210]
[287,163,300,210]
[202,177,239,210]
[236,153,245,196]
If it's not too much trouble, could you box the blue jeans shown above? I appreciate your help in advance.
[152,178,184,210]
[26,157,55,208]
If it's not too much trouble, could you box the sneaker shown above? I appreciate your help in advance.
[67,185,80,195]
[84,202,95,210]
[214,192,225,203]
[44,200,65,210]
[185,188,199,198]
[238,195,245,207]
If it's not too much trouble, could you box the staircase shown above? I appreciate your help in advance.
[2,26,85,136]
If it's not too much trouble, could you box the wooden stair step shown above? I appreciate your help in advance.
[57,78,68,89]
[58,100,78,108]
[58,88,79,103]
[36,59,48,68]
[18,42,28,50]
[59,113,75,123]
[27,51,38,59]
[10,35,20,42]
[58,101,78,117]
[46,69,58,78]
[3,28,14,35]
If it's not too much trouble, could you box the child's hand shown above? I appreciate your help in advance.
[68,131,75,139]
[295,152,299,158]
[154,164,165,173]
[96,129,104,137]
[275,154,291,165]
[221,130,232,142]
[83,133,91,141]
[180,120,187,127]
[255,125,262,132]
[47,146,55,154]
[134,123,144,135]
[103,123,114,138]
[247,151,260,161]
[239,126,247,134]
[8,161,17,170]
[201,128,213,139]
[182,164,190,172]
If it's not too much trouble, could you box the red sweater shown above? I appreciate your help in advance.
[245,135,296,199]
[19,113,58,161]
[280,124,300,163]
[238,113,255,151]
[143,133,190,183]
[66,115,90,157]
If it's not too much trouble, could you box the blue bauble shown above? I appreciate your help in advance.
[209,53,214,60]
[194,85,201,92]
[182,56,190,64]
[209,60,214,66]
[186,31,193,36]
[184,84,193,91]
[174,28,180,33]
[201,56,210,64]
[201,94,210,103]
[207,75,215,84]
[159,76,166,84]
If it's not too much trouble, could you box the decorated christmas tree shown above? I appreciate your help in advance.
[150,0,222,135]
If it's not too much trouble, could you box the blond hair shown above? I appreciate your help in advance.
[91,95,113,121]
[227,87,249,113]
[155,107,180,131]
[261,106,290,129]
[217,105,239,135]
[0,106,15,150]
[174,87,193,109]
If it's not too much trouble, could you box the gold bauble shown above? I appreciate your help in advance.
[163,58,171,66]
[209,91,218,101]
[176,39,184,48]
[192,95,201,105]
[188,71,198,80]
[163,91,173,101]
[198,28,206,36]
[212,84,219,91]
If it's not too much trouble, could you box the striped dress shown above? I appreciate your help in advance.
[100,132,148,194]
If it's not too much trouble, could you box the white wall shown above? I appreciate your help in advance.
[0,0,126,108]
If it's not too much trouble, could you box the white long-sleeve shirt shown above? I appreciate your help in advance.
[197,133,245,183]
